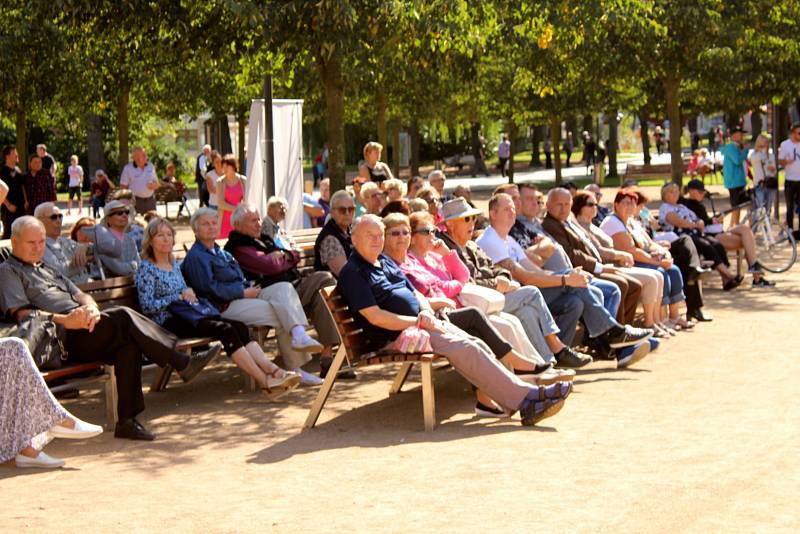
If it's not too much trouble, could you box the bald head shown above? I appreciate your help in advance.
[352,215,385,263]
[546,188,572,222]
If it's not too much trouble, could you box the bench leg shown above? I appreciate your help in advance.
[389,362,414,395]
[104,365,118,428]
[151,365,173,392]
[303,344,345,430]
[421,359,436,431]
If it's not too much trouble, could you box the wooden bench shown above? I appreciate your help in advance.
[304,286,443,432]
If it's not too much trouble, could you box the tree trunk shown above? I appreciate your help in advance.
[410,117,420,177]
[550,116,562,185]
[376,87,387,149]
[639,108,651,165]
[318,54,346,193]
[15,106,27,173]
[507,122,518,183]
[117,86,130,170]
[85,111,105,178]
[663,77,683,185]
[237,110,247,166]
[607,109,619,179]
[391,120,401,176]
[530,125,542,167]
[470,122,481,159]
[216,114,233,155]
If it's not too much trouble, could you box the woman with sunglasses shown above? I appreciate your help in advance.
[571,191,666,334]
[314,190,356,277]
[414,185,444,228]
[382,212,572,416]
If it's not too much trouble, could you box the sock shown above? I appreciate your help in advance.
[290,325,306,341]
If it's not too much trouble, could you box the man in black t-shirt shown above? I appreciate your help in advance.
[1,145,27,238]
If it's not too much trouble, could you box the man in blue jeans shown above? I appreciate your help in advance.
[477,193,654,369]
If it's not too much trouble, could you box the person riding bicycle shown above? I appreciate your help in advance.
[678,180,775,288]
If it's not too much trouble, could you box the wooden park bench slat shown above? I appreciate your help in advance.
[304,286,442,432]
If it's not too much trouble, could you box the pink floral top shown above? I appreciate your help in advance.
[398,250,470,303]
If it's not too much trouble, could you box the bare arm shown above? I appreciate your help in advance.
[359,305,419,331]
[326,255,347,277]
[496,258,587,288]
[665,211,701,231]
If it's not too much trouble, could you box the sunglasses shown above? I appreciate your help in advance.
[110,211,128,217]
[335,206,355,214]
[415,227,436,236]
[585,202,597,207]
[48,213,63,220]
[461,215,477,223]
[387,229,410,237]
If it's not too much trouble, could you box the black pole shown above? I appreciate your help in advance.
[263,72,276,198]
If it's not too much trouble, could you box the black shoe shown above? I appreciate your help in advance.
[114,418,155,441]
[722,275,744,291]
[320,357,357,380]
[178,344,222,383]
[752,277,776,288]
[688,309,713,322]
[553,346,593,369]
[604,325,653,349]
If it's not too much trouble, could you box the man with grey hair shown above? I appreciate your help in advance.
[427,169,450,202]
[263,196,291,248]
[196,144,212,206]
[36,144,57,180]
[336,214,573,426]
[0,216,219,441]
[34,202,94,283]
[120,147,159,215]
[225,203,344,384]
[182,208,326,384]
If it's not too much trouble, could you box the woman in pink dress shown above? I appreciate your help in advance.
[217,154,247,238]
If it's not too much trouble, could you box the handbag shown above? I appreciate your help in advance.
[389,326,433,354]
[0,311,66,370]
[167,298,221,327]
[457,283,506,315]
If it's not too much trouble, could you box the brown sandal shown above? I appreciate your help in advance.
[261,368,301,401]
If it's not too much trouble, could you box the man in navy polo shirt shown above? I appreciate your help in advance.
[336,215,573,426]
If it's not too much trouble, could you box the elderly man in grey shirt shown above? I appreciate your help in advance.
[34,202,94,283]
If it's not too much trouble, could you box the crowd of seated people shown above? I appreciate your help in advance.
[1,139,775,467]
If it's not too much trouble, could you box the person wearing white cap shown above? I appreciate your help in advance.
[93,200,141,276]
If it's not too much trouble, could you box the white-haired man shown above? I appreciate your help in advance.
[34,202,94,283]
[337,214,572,426]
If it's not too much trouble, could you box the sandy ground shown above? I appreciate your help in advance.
[2,184,799,532]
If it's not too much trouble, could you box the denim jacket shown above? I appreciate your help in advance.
[180,241,246,308]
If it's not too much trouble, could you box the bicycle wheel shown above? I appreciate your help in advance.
[753,219,797,273]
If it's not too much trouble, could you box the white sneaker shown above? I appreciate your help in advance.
[291,332,324,353]
[293,367,324,386]
[50,419,104,440]
[15,451,65,469]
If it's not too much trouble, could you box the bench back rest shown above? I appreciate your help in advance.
[319,285,366,364]
[78,276,140,311]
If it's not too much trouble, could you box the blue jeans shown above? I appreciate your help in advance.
[634,262,685,305]
[503,285,562,363]
[590,278,621,318]
[540,284,619,345]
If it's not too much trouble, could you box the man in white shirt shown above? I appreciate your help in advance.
[195,144,212,207]
[778,122,800,236]
[476,193,653,368]
[119,147,159,215]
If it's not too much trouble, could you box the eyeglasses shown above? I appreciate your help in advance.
[387,229,410,237]
[415,227,436,236]
[537,201,544,206]
[109,211,128,217]
[48,214,63,220]
[461,215,477,223]
[585,202,597,207]
[335,206,355,214]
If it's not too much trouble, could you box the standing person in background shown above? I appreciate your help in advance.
[66,155,84,215]
[498,135,511,178]
[316,178,331,226]
[654,126,664,155]
[473,136,490,177]
[90,169,111,218]
[36,144,57,182]
[562,132,574,168]
[205,150,222,210]
[120,147,159,215]
[750,134,779,221]
[1,145,27,239]
[195,144,212,207]
[778,123,800,239]
[312,143,329,186]
[721,126,748,226]
[358,141,394,186]
[216,154,246,239]
[583,133,597,176]
[24,155,57,215]
[543,138,552,169]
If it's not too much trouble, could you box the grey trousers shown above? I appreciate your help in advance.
[502,286,560,363]
[428,321,532,412]
[295,271,339,347]
[221,281,310,369]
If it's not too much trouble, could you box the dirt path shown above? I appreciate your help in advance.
[2,187,799,532]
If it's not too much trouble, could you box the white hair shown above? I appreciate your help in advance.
[427,170,445,182]
[231,203,259,228]
[267,196,287,210]
[190,207,218,232]
[330,190,353,208]
[352,214,384,235]
[33,202,57,219]
[11,216,45,238]
[360,181,378,202]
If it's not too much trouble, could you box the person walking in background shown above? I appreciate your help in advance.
[750,134,779,221]
[195,144,212,207]
[721,126,748,226]
[24,154,57,215]
[498,134,511,178]
[90,169,111,218]
[563,132,574,167]
[543,138,552,169]
[66,155,84,215]
[778,122,800,238]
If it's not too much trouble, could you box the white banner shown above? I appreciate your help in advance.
[246,99,304,230]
